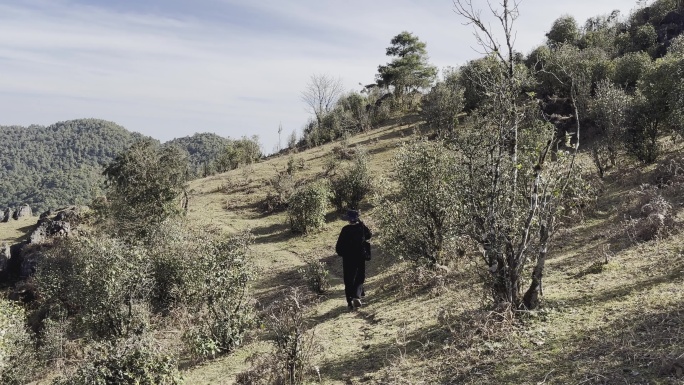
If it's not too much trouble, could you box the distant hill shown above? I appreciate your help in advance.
[0,119,233,214]
[165,132,233,178]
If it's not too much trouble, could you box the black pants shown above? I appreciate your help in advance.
[343,257,365,306]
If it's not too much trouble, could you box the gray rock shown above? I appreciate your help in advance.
[29,220,71,244]
[13,204,32,220]
[2,208,13,223]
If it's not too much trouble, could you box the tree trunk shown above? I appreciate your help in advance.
[523,223,549,310]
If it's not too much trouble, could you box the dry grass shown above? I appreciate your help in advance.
[0,216,37,245]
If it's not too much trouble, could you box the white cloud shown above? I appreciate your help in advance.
[0,0,635,152]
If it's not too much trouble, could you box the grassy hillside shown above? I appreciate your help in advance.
[172,116,684,384]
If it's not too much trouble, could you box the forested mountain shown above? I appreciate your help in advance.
[0,119,146,214]
[0,120,236,214]
[165,133,233,177]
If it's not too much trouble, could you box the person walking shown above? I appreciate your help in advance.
[335,209,371,310]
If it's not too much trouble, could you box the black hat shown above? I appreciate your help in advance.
[346,209,360,222]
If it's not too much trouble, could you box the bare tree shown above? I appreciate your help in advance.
[300,74,344,128]
[452,0,582,310]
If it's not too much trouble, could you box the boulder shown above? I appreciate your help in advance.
[2,208,13,223]
[13,204,32,220]
[29,220,71,244]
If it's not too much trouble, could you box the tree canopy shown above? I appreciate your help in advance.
[376,31,437,99]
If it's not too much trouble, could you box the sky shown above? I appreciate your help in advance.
[0,0,640,154]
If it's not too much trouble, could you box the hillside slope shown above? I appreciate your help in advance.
[180,117,684,384]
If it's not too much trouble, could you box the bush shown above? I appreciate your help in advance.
[590,80,633,177]
[375,140,461,266]
[146,226,256,359]
[299,257,330,294]
[421,71,465,137]
[52,338,182,385]
[287,182,331,234]
[103,139,189,239]
[330,150,373,211]
[624,185,674,242]
[624,95,661,163]
[262,169,297,213]
[35,236,153,340]
[613,52,651,90]
[0,299,38,385]
[236,288,319,385]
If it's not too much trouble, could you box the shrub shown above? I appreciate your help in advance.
[35,236,153,340]
[263,170,297,213]
[624,95,661,163]
[299,257,330,294]
[146,226,256,359]
[52,338,182,385]
[330,150,373,211]
[590,80,633,177]
[624,185,674,242]
[375,140,461,266]
[421,70,465,137]
[103,139,188,239]
[236,288,319,385]
[287,182,331,234]
[0,299,38,385]
[612,52,651,90]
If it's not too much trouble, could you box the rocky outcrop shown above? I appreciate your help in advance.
[29,220,71,244]
[2,208,13,222]
[12,204,32,220]
[1,206,85,285]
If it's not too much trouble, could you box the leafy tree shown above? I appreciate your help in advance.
[669,35,684,56]
[376,31,437,103]
[578,10,621,54]
[287,130,298,150]
[458,55,504,111]
[627,53,684,161]
[376,140,461,266]
[103,139,189,238]
[633,24,658,53]
[546,15,580,47]
[613,51,652,90]
[421,69,465,136]
[590,80,633,177]
[300,74,344,128]
[453,0,584,310]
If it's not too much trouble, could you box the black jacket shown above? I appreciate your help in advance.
[335,222,372,260]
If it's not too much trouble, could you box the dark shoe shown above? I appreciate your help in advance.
[347,304,354,311]
[352,298,362,309]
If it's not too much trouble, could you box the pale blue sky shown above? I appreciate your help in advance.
[0,0,638,153]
